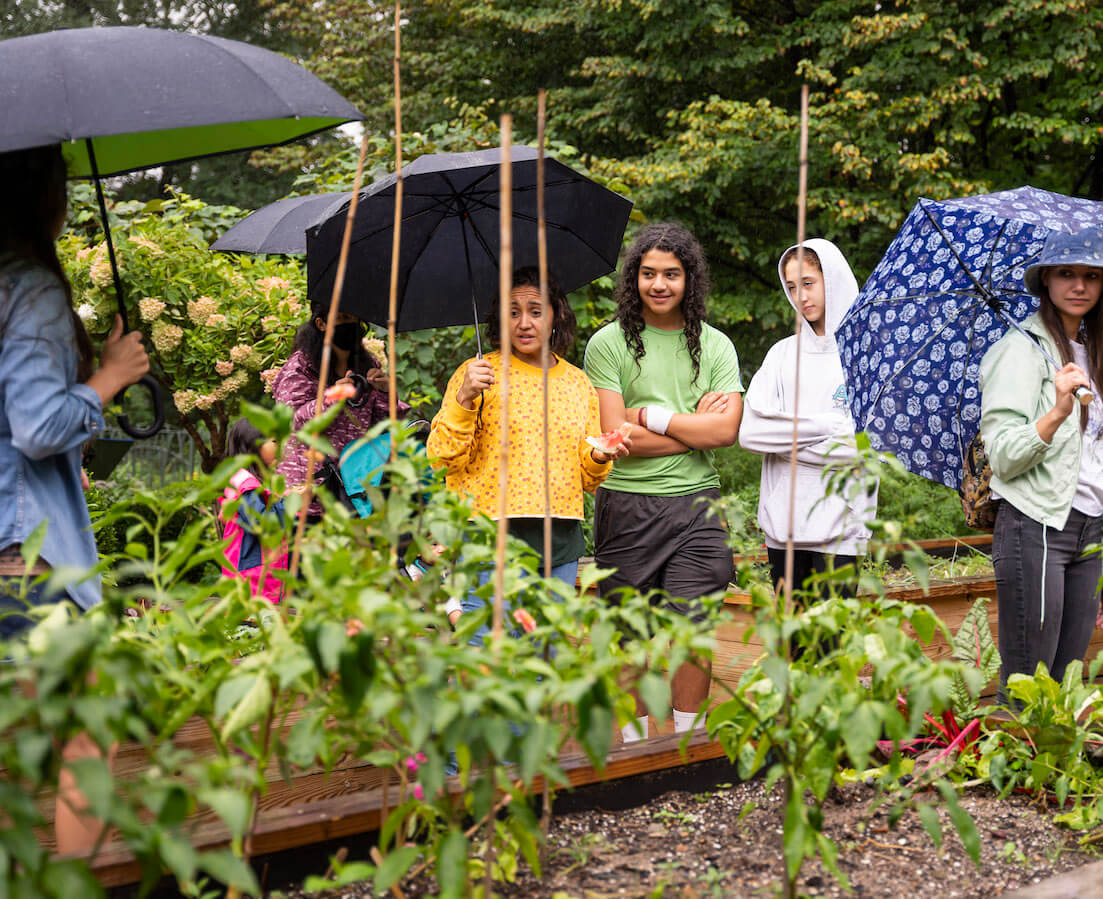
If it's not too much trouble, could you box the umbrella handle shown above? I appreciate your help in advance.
[1075,385,1095,406]
[115,375,166,439]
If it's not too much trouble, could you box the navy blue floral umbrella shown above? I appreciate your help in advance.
[836,187,1103,490]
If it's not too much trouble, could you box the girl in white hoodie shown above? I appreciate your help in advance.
[738,239,876,598]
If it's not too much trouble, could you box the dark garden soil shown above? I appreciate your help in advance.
[269,758,1101,899]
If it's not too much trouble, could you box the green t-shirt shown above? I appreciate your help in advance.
[584,321,743,496]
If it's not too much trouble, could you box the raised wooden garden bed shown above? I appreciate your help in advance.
[26,535,1103,889]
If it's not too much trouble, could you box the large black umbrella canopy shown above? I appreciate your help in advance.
[0,25,362,437]
[305,147,633,333]
[211,193,349,255]
[0,27,363,177]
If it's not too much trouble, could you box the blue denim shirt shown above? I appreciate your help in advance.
[0,256,105,610]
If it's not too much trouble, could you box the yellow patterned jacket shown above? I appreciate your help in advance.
[427,351,611,519]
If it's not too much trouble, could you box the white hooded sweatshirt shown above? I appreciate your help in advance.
[738,238,877,556]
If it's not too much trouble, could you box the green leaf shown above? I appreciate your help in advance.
[219,675,272,741]
[937,780,980,865]
[41,859,106,898]
[842,702,882,770]
[198,849,260,894]
[638,672,671,723]
[19,521,48,571]
[157,833,198,884]
[436,829,469,899]
[67,758,114,818]
[761,655,789,694]
[373,845,419,893]
[152,785,191,828]
[917,802,942,851]
[199,788,252,840]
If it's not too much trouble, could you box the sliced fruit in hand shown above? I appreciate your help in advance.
[585,421,633,454]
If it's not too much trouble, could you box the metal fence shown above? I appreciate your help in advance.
[99,425,200,488]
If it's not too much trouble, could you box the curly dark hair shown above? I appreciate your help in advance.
[0,144,95,381]
[486,266,577,357]
[613,223,711,383]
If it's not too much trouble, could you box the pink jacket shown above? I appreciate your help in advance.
[219,469,287,604]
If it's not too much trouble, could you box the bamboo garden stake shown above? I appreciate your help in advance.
[782,84,810,623]
[780,83,810,899]
[492,115,514,648]
[286,131,370,581]
[387,0,403,436]
[538,90,553,581]
[535,87,556,853]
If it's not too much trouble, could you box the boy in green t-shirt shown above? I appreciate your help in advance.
[584,223,743,741]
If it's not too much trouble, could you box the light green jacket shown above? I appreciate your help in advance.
[979,313,1082,529]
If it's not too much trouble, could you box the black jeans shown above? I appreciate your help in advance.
[993,502,1102,704]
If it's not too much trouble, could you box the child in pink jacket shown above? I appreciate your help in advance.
[219,419,288,603]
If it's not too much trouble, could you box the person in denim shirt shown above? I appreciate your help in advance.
[0,144,149,633]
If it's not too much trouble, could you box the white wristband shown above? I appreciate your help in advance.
[444,598,463,618]
[644,405,674,435]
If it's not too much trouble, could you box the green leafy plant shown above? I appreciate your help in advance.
[949,598,1002,720]
[0,402,721,898]
[707,446,984,898]
[967,656,1103,833]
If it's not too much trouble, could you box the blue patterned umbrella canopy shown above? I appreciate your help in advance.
[836,187,1103,490]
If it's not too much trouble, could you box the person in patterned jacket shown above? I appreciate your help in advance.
[272,302,409,519]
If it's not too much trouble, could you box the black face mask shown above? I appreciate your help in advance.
[331,321,365,351]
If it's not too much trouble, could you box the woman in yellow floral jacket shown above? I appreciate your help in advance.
[428,267,630,640]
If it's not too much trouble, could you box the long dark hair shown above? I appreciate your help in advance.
[291,303,379,386]
[486,266,577,357]
[1037,279,1103,432]
[0,144,94,381]
[613,223,710,383]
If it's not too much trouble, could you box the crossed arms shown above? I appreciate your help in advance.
[594,388,743,457]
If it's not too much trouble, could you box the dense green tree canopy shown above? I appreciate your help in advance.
[376,0,1101,364]
[11,0,1101,367]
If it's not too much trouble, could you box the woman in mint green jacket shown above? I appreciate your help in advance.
[979,227,1103,703]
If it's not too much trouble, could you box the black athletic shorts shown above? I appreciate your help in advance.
[593,486,733,622]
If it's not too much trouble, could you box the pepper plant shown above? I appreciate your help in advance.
[0,401,721,898]
[706,446,986,899]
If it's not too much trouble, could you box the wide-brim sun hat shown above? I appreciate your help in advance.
[1023,225,1103,297]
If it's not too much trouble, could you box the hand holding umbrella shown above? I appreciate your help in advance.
[84,314,151,407]
[0,26,363,437]
[836,186,1103,490]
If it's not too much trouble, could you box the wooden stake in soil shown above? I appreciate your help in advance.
[491,115,514,649]
[780,82,811,899]
[782,84,811,624]
[387,0,403,440]
[538,90,552,583]
[287,129,371,582]
[536,88,555,854]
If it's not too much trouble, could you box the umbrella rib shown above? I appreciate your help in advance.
[442,184,623,268]
[859,288,980,306]
[979,220,1010,292]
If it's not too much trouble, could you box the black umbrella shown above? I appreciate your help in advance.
[211,193,349,255]
[0,26,363,436]
[305,147,633,351]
